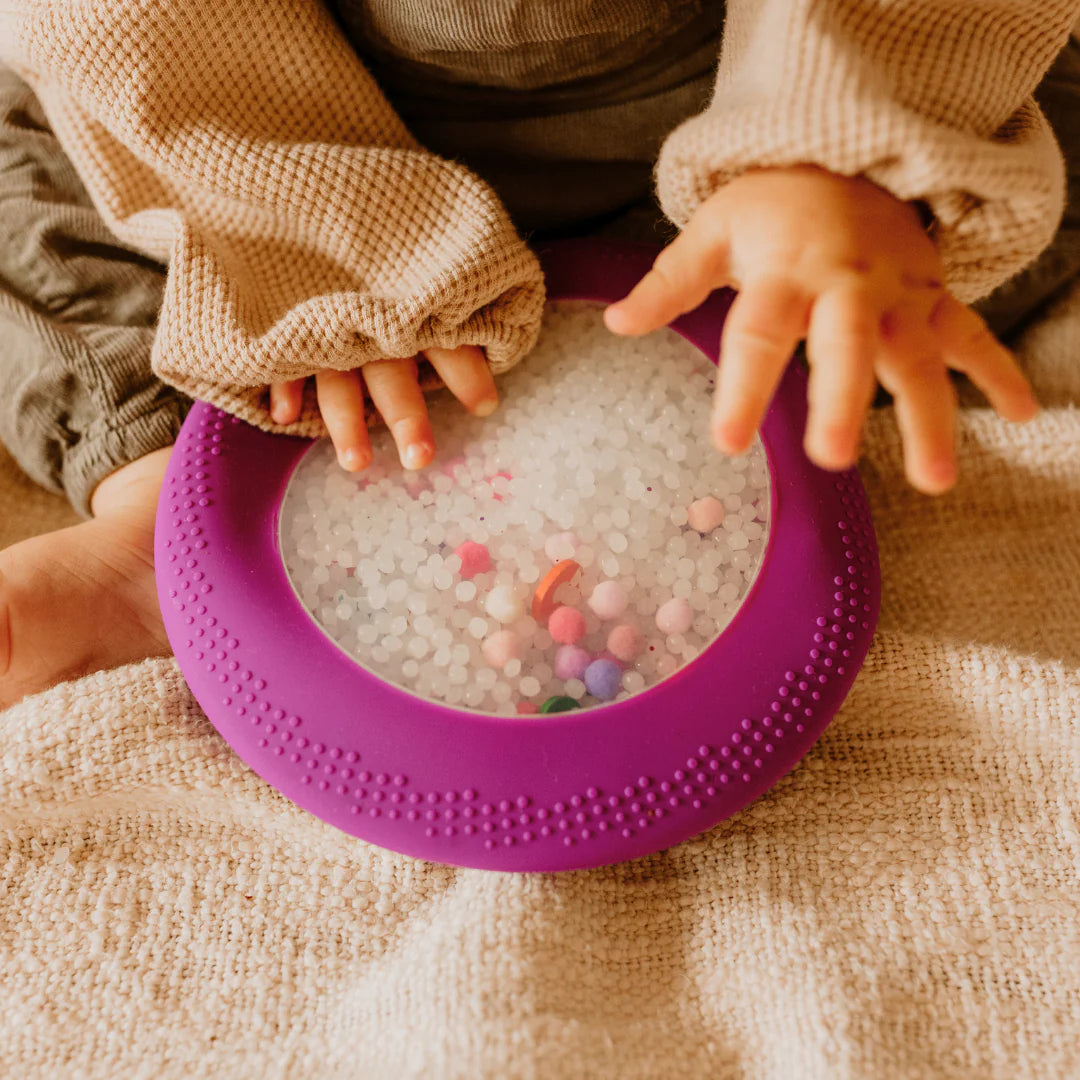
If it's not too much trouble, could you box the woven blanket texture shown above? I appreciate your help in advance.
[1,282,1079,1078]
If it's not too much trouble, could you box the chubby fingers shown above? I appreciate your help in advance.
[423,344,498,417]
[876,310,958,494]
[269,378,305,425]
[604,215,729,336]
[362,357,436,470]
[314,369,372,471]
[803,282,880,469]
[929,294,1039,422]
[711,275,812,454]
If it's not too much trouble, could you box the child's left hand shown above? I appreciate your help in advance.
[268,344,498,472]
[604,164,1040,494]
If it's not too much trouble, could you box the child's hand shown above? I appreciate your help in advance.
[604,165,1039,494]
[268,344,497,471]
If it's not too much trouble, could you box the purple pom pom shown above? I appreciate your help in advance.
[584,658,622,701]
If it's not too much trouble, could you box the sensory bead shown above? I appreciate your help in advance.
[485,584,525,624]
[554,645,591,681]
[607,623,645,661]
[587,580,628,620]
[482,629,520,669]
[548,606,586,645]
[584,659,622,701]
[539,695,580,714]
[454,541,491,579]
[687,496,726,533]
[656,597,693,635]
[544,531,580,562]
[532,559,582,621]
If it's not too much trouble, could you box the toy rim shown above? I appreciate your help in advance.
[154,237,881,872]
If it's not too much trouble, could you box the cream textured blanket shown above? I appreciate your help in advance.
[1,283,1079,1078]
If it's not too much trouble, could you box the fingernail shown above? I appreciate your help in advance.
[920,459,956,493]
[931,460,957,486]
[340,448,369,471]
[603,304,627,331]
[403,443,430,470]
[473,397,498,418]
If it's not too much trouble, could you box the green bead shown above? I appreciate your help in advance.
[539,695,579,714]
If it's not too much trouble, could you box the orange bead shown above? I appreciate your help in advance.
[531,558,582,622]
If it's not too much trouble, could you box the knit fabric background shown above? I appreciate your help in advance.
[1,277,1079,1078]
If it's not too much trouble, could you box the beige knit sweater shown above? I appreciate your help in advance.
[0,0,1077,435]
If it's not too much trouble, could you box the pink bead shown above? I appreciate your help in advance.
[481,629,520,669]
[454,541,491,579]
[607,623,645,661]
[656,597,694,635]
[687,496,725,533]
[515,701,539,715]
[554,645,591,681]
[548,605,586,645]
[488,471,513,502]
[587,580,629,620]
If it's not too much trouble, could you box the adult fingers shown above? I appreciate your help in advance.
[269,378,305,425]
[604,213,730,336]
[803,282,881,469]
[314,369,372,471]
[876,311,957,494]
[928,293,1039,421]
[362,357,436,470]
[711,275,812,455]
[423,344,498,417]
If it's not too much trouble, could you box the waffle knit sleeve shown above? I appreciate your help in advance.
[0,0,546,436]
[655,1,1080,303]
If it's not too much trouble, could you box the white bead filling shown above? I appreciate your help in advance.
[280,301,771,716]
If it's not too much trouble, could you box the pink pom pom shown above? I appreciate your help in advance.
[548,605,586,645]
[687,496,725,533]
[607,623,645,661]
[454,540,491,579]
[554,645,591,681]
[481,629,520,669]
[655,597,693,635]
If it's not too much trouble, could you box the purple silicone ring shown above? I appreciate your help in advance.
[154,237,880,872]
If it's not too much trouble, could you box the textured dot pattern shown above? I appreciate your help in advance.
[163,397,878,857]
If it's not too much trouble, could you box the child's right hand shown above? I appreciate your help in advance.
[268,344,498,472]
